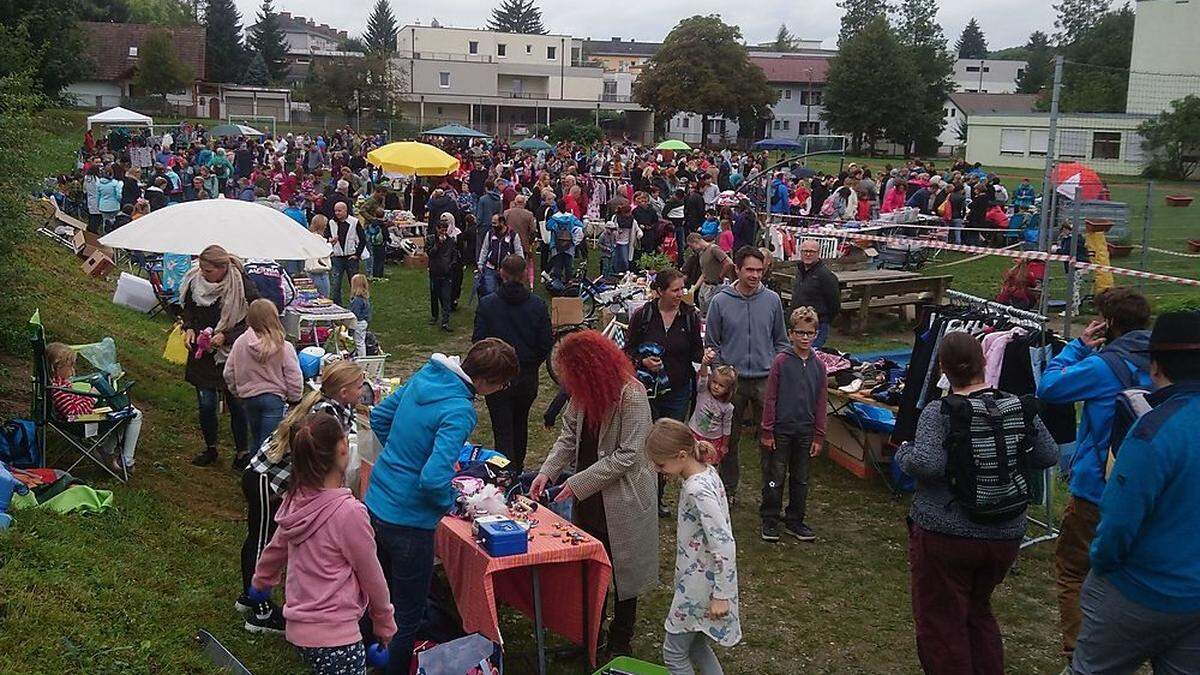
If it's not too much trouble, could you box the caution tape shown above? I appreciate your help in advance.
[773,223,1200,288]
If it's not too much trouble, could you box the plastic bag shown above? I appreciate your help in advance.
[163,324,188,365]
[75,337,122,377]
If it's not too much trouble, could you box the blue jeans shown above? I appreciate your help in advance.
[370,242,387,278]
[478,267,500,298]
[242,393,286,455]
[949,218,965,245]
[196,387,247,454]
[309,271,331,298]
[652,378,692,423]
[675,224,688,263]
[370,515,436,675]
[549,252,574,282]
[813,322,831,349]
[330,256,360,306]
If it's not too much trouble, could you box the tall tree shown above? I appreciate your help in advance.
[133,29,194,101]
[79,0,132,22]
[488,0,547,35]
[1052,0,1112,46]
[247,0,287,83]
[0,0,89,96]
[308,52,405,119]
[837,0,890,46]
[772,24,799,52]
[634,15,776,146]
[1058,5,1133,112]
[824,15,921,153]
[1138,95,1200,180]
[241,52,270,85]
[204,0,246,84]
[894,0,955,153]
[363,0,398,53]
[955,18,988,58]
[1015,31,1053,94]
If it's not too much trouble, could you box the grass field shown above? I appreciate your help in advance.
[0,114,1194,673]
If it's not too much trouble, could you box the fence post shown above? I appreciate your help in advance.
[1139,180,1153,288]
[1038,55,1065,253]
[1063,195,1084,338]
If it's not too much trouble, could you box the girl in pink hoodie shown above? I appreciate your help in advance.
[251,413,396,674]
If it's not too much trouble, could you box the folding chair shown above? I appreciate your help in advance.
[29,312,137,483]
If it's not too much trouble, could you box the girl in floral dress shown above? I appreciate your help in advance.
[645,418,741,674]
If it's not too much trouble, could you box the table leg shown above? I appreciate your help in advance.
[532,567,546,675]
[581,562,590,665]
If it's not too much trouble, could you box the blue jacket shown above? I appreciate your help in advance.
[1038,331,1152,504]
[365,355,477,530]
[769,179,789,214]
[699,218,720,238]
[96,177,122,212]
[1091,380,1200,613]
[1013,183,1036,207]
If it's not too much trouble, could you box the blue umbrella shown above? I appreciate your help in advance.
[421,124,490,139]
[753,138,805,151]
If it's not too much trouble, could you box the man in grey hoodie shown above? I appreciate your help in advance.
[705,246,790,502]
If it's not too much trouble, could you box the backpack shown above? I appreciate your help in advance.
[940,389,1038,524]
[0,419,39,468]
[1106,388,1153,479]
[819,194,839,218]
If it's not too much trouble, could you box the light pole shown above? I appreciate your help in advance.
[354,89,361,131]
[805,67,813,137]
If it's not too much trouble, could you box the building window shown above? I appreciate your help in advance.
[784,89,792,99]
[1029,129,1049,156]
[782,120,790,130]
[469,41,478,54]
[497,43,507,57]
[1059,129,1089,158]
[681,117,690,129]
[809,90,823,106]
[437,106,444,115]
[128,46,138,57]
[547,45,556,60]
[983,66,990,73]
[965,89,978,93]
[439,71,450,88]
[1000,128,1027,156]
[1017,68,1025,80]
[526,44,532,54]
[603,80,617,95]
[773,120,781,131]
[1092,131,1122,160]
[966,66,980,73]
[948,108,956,118]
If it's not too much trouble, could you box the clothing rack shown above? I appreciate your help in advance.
[945,290,1048,327]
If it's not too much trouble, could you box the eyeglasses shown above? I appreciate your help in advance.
[790,329,817,338]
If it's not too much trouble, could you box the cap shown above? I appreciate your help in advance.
[1143,311,1200,353]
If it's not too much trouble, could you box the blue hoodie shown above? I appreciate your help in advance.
[704,282,789,379]
[1091,381,1200,613]
[365,355,477,530]
[769,179,789,214]
[1037,331,1152,504]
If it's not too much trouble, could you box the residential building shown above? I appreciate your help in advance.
[940,92,1039,153]
[393,25,651,138]
[274,13,363,89]
[581,37,660,77]
[67,21,206,109]
[952,58,1026,94]
[1126,0,1200,115]
[965,113,1151,175]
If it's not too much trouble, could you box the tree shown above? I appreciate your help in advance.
[132,29,194,101]
[1015,31,1053,94]
[1053,0,1112,45]
[338,37,367,52]
[308,53,405,120]
[823,15,921,153]
[204,0,246,83]
[127,0,199,26]
[488,0,547,35]
[363,0,398,53]
[0,0,89,96]
[241,52,269,85]
[1058,5,1133,112]
[837,0,890,46]
[955,18,988,58]
[79,0,132,22]
[1139,95,1200,179]
[247,0,288,83]
[894,0,955,154]
[633,15,776,147]
[772,24,799,52]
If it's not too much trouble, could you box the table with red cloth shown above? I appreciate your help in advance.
[435,508,612,671]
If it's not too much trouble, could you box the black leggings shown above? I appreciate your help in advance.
[240,468,281,593]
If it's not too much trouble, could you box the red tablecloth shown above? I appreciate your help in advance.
[435,509,612,667]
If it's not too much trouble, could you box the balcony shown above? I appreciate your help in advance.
[498,90,550,100]
[399,50,494,64]
[600,93,633,103]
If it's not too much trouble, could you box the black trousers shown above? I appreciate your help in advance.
[589,526,637,651]
[429,275,453,326]
[484,365,539,474]
[450,264,465,308]
[240,468,281,593]
[759,430,814,528]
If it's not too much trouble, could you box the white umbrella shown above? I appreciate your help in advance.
[99,200,332,260]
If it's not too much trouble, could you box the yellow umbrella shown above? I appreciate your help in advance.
[366,141,460,176]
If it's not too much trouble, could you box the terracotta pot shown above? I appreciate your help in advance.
[1187,239,1200,253]
[1085,218,1114,233]
[1107,243,1133,259]
[1166,195,1194,207]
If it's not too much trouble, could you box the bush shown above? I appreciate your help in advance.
[636,252,673,272]
[548,119,602,145]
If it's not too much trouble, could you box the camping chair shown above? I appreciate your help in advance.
[29,312,137,483]
[144,264,180,319]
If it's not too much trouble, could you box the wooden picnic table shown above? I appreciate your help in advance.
[775,267,952,333]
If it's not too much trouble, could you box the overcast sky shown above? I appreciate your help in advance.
[235,0,1070,51]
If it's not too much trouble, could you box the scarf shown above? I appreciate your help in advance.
[179,261,250,360]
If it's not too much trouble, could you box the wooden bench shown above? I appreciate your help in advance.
[840,275,952,333]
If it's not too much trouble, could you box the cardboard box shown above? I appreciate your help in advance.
[82,250,114,278]
[402,252,428,269]
[551,297,584,327]
[72,229,114,260]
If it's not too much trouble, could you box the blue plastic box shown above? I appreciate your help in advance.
[477,518,528,557]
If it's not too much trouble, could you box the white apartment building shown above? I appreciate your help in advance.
[953,58,1026,94]
[1126,0,1200,115]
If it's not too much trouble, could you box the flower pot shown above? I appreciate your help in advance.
[1108,243,1134,259]
[1166,195,1194,208]
[1084,218,1114,233]
[1188,239,1200,253]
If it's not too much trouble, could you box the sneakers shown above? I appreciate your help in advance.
[234,594,254,614]
[192,448,218,466]
[428,316,438,325]
[761,523,781,542]
[786,523,817,542]
[244,601,286,635]
[440,324,452,332]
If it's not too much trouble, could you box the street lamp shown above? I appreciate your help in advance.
[805,67,814,138]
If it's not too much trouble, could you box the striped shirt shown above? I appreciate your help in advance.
[50,376,95,418]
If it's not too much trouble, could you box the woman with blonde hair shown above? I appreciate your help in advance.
[181,244,260,468]
[236,359,364,634]
[224,298,304,455]
[306,214,332,298]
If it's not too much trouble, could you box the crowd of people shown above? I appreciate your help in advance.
[47,123,1200,675]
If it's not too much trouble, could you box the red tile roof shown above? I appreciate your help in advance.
[748,55,829,84]
[80,21,206,82]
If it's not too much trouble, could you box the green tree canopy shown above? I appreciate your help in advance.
[955,18,988,58]
[634,15,776,145]
[488,0,547,35]
[79,0,131,22]
[133,29,194,99]
[772,24,799,52]
[204,0,246,83]
[1,0,89,96]
[837,0,890,46]
[127,0,198,26]
[1058,5,1133,112]
[241,52,270,86]
[1015,31,1053,94]
[895,0,955,153]
[364,0,398,53]
[1138,95,1200,180]
[308,53,405,118]
[247,0,288,83]
[1053,0,1112,46]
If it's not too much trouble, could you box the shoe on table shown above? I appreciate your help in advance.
[761,522,781,542]
[192,448,218,466]
[244,601,286,635]
[786,523,816,542]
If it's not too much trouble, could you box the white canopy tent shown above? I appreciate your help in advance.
[86,106,155,131]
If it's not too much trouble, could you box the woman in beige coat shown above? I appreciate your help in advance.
[530,330,659,657]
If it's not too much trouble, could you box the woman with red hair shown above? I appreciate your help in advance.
[530,330,658,657]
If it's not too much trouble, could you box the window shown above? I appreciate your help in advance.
[439,71,450,88]
[526,44,532,54]
[802,122,821,136]
[947,108,956,118]
[784,89,792,99]
[1000,128,1027,156]
[782,120,791,130]
[681,117,690,129]
[436,106,444,115]
[547,45,556,60]
[1059,129,1088,158]
[964,89,978,93]
[1092,131,1122,160]
[603,80,617,95]
[773,120,781,131]
[809,91,823,105]
[1017,68,1025,80]
[1029,129,1049,156]
[128,46,138,57]
[497,43,507,57]
[777,89,783,100]
[469,41,479,54]
[983,66,990,73]
[966,66,980,73]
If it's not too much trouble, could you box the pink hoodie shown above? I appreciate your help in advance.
[251,487,397,648]
[223,329,303,402]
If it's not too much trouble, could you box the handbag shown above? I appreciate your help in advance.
[163,323,188,365]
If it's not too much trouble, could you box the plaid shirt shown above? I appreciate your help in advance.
[248,398,355,496]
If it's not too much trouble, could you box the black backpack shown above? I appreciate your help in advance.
[941,389,1039,524]
[1106,388,1153,479]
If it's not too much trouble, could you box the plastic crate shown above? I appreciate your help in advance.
[592,656,669,675]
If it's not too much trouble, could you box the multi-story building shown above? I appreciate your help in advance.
[581,37,660,77]
[275,12,363,90]
[952,58,1027,94]
[1126,0,1200,115]
[393,24,651,138]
